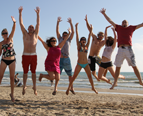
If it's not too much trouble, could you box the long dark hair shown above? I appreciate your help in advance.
[106,36,114,46]
[79,37,86,46]
[46,37,56,47]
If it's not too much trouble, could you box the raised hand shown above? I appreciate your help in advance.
[57,17,62,23]
[89,24,93,32]
[111,27,115,31]
[75,23,79,28]
[100,8,106,14]
[34,7,40,14]
[85,15,88,22]
[106,25,112,29]
[67,28,71,34]
[18,6,23,13]
[67,18,72,24]
[11,16,16,23]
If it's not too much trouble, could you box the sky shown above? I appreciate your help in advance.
[1,0,143,72]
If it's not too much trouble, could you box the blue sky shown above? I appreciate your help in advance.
[1,0,143,72]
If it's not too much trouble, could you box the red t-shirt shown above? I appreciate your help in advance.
[115,24,136,47]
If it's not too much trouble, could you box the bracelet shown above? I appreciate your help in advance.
[13,21,16,23]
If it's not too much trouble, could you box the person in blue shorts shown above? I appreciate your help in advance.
[56,17,75,94]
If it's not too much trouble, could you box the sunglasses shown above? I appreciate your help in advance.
[51,40,57,42]
[2,32,8,35]
[81,39,86,41]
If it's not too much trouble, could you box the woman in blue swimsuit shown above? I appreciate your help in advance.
[0,16,16,102]
[66,22,98,95]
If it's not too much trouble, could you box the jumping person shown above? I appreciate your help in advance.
[85,15,111,84]
[98,25,125,83]
[0,16,16,102]
[56,17,75,94]
[19,6,40,95]
[38,28,71,95]
[100,8,143,89]
[66,23,98,95]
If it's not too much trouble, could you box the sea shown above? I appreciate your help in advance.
[1,71,143,91]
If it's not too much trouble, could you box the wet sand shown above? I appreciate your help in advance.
[0,86,143,115]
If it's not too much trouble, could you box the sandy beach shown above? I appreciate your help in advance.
[0,86,143,116]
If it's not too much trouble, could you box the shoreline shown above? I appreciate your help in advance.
[2,85,143,96]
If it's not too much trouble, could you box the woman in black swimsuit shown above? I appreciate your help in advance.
[0,16,16,102]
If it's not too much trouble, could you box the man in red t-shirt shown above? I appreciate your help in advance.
[100,8,143,89]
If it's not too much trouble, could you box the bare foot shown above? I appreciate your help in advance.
[95,77,100,81]
[39,73,43,82]
[119,75,125,79]
[107,79,112,85]
[92,88,98,94]
[66,90,69,95]
[10,94,15,102]
[22,87,27,95]
[32,87,37,95]
[110,85,114,90]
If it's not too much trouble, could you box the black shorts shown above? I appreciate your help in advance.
[100,61,113,69]
[88,56,101,71]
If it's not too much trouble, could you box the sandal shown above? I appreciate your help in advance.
[70,90,75,95]
[52,91,57,95]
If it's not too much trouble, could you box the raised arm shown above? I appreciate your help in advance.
[8,16,16,41]
[67,18,74,40]
[86,24,93,48]
[19,6,27,35]
[111,27,117,49]
[100,8,116,28]
[135,23,143,30]
[75,23,80,49]
[38,36,49,51]
[104,25,112,42]
[56,17,62,40]
[34,7,40,34]
[58,28,71,48]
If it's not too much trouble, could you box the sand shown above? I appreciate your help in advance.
[0,86,143,116]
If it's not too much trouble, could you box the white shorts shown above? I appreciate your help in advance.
[114,46,136,67]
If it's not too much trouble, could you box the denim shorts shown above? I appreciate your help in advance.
[60,57,72,76]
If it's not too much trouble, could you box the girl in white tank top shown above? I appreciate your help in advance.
[98,26,125,86]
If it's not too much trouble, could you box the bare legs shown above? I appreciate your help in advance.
[39,70,60,95]
[66,65,82,95]
[66,64,98,95]
[0,61,15,102]
[22,73,37,95]
[22,73,28,95]
[132,66,143,86]
[98,67,112,85]
[9,61,16,102]
[32,73,37,95]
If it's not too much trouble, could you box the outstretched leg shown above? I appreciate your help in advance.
[66,64,82,95]
[0,61,7,84]
[110,67,121,89]
[39,71,55,82]
[9,61,16,102]
[132,66,143,86]
[98,66,112,85]
[52,72,60,95]
[108,66,125,79]
[92,71,100,81]
[84,65,98,94]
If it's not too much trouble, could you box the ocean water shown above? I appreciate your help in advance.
[1,71,143,91]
